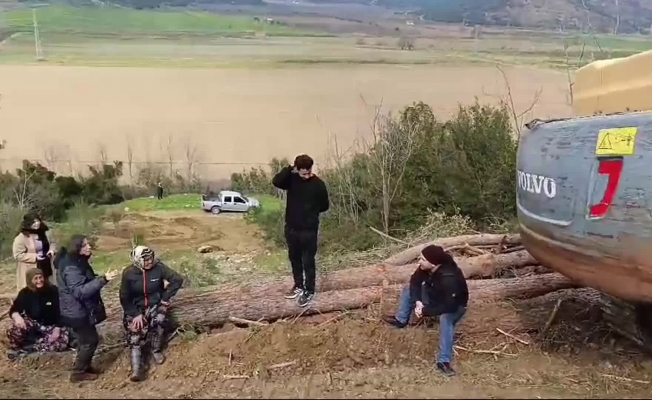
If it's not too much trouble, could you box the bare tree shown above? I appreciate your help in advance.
[321,116,362,225]
[0,96,4,170]
[97,142,108,165]
[362,103,416,235]
[182,135,199,182]
[397,36,415,50]
[495,65,542,139]
[613,0,620,35]
[125,134,135,184]
[63,145,74,176]
[580,0,593,32]
[164,134,175,178]
[14,168,37,210]
[42,144,60,171]
[563,41,586,105]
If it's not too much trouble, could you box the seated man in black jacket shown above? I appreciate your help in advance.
[120,245,184,382]
[6,268,69,354]
[383,245,469,377]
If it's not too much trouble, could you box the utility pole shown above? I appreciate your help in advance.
[32,8,44,61]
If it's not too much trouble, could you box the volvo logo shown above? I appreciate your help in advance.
[517,170,557,199]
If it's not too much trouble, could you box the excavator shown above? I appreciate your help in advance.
[516,50,652,340]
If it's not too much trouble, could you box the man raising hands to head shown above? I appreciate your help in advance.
[272,154,329,308]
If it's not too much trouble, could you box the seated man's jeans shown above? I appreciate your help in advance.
[395,285,466,364]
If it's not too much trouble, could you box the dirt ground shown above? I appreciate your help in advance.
[1,287,652,399]
[97,210,266,254]
[0,64,571,178]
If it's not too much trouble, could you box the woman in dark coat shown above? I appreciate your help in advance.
[120,245,183,382]
[55,235,118,383]
[6,268,69,353]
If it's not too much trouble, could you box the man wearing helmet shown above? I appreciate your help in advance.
[119,245,184,382]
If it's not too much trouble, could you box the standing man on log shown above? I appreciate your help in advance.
[272,154,329,308]
[383,245,468,377]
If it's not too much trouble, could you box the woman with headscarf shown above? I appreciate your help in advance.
[12,213,57,292]
[55,234,118,383]
[120,245,184,382]
[6,268,69,353]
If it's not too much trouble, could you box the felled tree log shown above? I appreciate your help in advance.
[597,294,652,352]
[457,250,537,278]
[98,273,576,341]
[321,250,537,288]
[385,233,521,266]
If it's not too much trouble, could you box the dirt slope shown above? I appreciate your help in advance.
[1,288,651,398]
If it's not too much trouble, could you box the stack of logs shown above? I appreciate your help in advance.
[98,233,580,341]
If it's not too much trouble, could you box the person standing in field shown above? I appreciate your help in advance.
[13,213,57,292]
[120,245,184,382]
[55,235,118,383]
[272,154,329,308]
[383,245,468,377]
[156,182,164,200]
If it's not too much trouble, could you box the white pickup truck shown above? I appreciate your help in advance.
[200,190,260,215]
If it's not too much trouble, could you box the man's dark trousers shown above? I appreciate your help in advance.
[285,227,318,294]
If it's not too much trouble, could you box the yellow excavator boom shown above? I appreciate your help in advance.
[572,50,652,117]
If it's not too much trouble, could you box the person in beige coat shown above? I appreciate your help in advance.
[13,213,57,292]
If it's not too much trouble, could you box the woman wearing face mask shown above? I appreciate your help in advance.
[55,235,118,383]
[12,213,57,292]
[120,245,184,382]
[6,268,70,354]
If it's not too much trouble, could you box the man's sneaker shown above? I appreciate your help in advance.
[382,316,407,329]
[297,291,315,308]
[436,362,456,377]
[284,286,304,300]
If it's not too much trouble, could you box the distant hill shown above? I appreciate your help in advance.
[381,0,652,34]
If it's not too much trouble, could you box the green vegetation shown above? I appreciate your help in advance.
[384,0,652,34]
[4,5,300,36]
[0,159,124,231]
[123,193,200,212]
[0,3,648,69]
[243,101,517,254]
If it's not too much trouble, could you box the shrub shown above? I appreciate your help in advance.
[0,160,126,222]
[231,157,289,196]
[244,204,286,246]
[0,201,25,258]
[52,199,105,249]
[235,100,517,254]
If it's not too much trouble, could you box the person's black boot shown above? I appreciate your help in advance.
[382,316,407,329]
[129,347,145,382]
[150,329,166,365]
[436,361,456,377]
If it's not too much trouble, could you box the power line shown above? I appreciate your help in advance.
[0,157,270,166]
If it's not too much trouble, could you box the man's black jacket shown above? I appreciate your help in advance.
[409,261,469,316]
[272,166,329,232]
[119,260,184,317]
